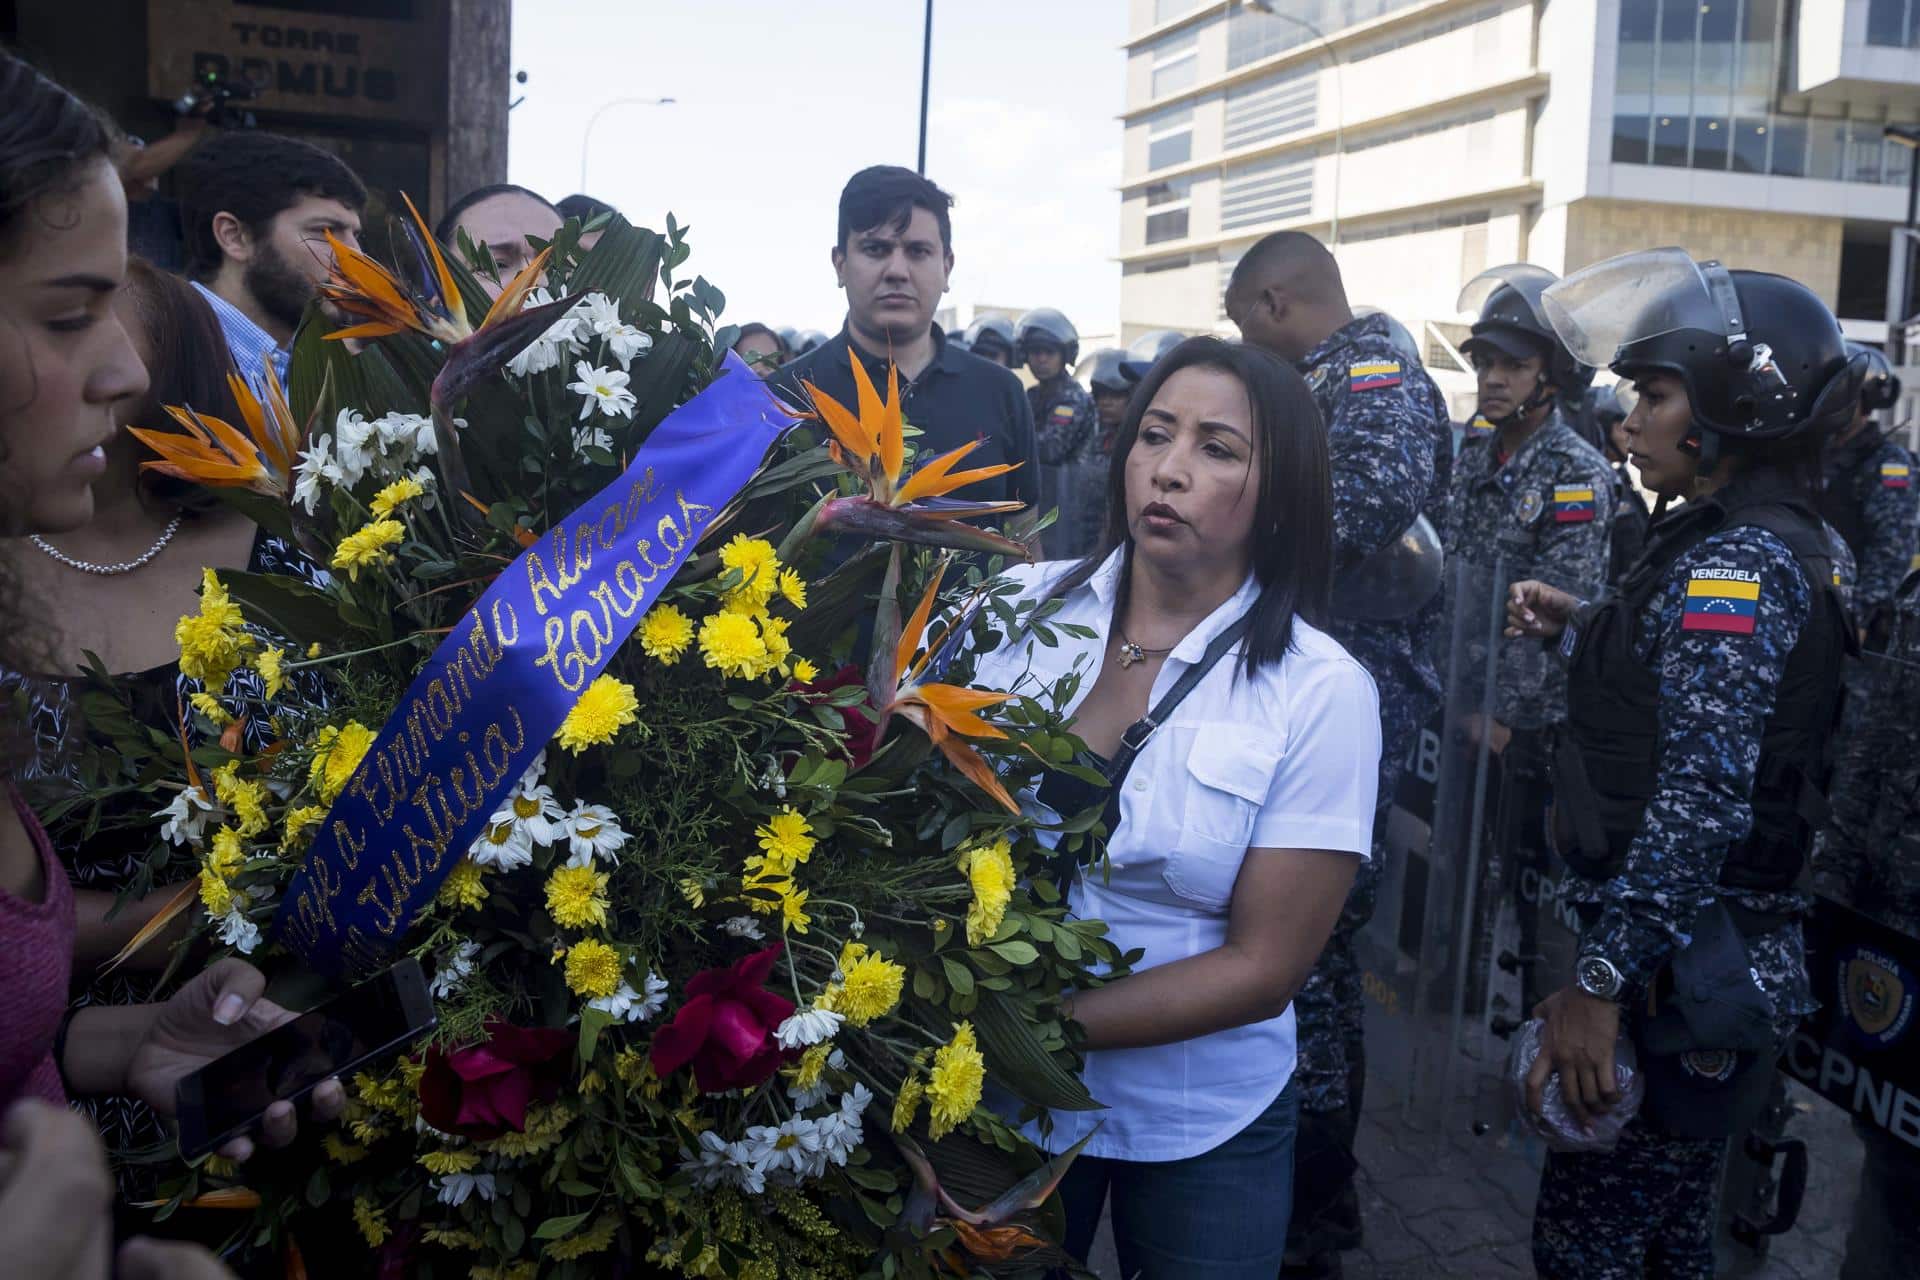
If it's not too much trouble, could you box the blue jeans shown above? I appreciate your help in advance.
[1057,1080,1299,1279]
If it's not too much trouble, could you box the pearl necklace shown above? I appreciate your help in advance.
[28,514,183,576]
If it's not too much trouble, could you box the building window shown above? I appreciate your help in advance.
[1145,175,1193,244]
[1150,30,1199,98]
[1144,254,1192,273]
[1146,210,1191,243]
[1227,0,1431,70]
[1225,66,1319,151]
[1221,153,1315,230]
[1867,0,1920,46]
[1148,107,1194,170]
[1155,0,1200,22]
[1612,0,1903,184]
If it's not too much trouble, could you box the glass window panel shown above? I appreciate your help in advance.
[1849,125,1886,183]
[1807,118,1848,181]
[1869,0,1908,45]
[1155,0,1199,22]
[1617,0,1658,124]
[1889,139,1915,188]
[1696,1,1738,119]
[1146,209,1190,244]
[1653,113,1691,166]
[1652,0,1699,135]
[1147,176,1193,207]
[1614,114,1653,163]
[1769,117,1808,176]
[1693,116,1732,170]
[1731,117,1770,173]
[1735,0,1778,116]
[1152,59,1197,98]
[1148,132,1192,169]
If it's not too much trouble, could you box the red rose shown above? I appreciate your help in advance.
[417,1017,573,1139]
[649,942,795,1093]
[793,663,880,767]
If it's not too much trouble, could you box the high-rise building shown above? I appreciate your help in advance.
[1119,0,1920,413]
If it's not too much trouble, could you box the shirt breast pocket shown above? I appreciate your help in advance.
[1161,734,1282,910]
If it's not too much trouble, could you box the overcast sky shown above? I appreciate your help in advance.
[507,0,1125,340]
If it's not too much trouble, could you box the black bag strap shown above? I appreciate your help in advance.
[1101,612,1255,795]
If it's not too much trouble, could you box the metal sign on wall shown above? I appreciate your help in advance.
[145,0,442,126]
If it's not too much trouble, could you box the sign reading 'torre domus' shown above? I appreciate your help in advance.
[144,0,442,126]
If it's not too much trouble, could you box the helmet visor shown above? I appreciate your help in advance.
[1540,247,1716,369]
[1456,263,1561,325]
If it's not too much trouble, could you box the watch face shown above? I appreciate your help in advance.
[1579,957,1618,997]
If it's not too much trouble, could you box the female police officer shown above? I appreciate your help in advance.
[1504,248,1865,1278]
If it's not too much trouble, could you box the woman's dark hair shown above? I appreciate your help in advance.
[0,52,114,759]
[1047,336,1333,675]
[120,257,244,513]
[736,322,790,359]
[557,192,615,223]
[837,165,954,254]
[175,130,367,280]
[434,182,561,245]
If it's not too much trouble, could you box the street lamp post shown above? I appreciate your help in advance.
[580,96,677,193]
[918,0,935,175]
[1884,124,1920,368]
[1244,0,1344,246]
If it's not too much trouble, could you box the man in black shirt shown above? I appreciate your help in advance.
[773,166,1035,513]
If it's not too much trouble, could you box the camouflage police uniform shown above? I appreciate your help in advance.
[1445,410,1615,730]
[1287,312,1453,1261]
[1029,374,1103,561]
[1535,520,1822,1280]
[1607,461,1651,585]
[1814,569,1920,1280]
[1820,424,1919,624]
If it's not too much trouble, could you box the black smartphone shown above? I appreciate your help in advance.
[174,956,437,1160]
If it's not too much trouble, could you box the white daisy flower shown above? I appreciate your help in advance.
[572,422,614,454]
[156,786,214,847]
[680,1130,731,1189]
[562,801,629,867]
[467,817,534,871]
[435,1171,496,1207]
[430,940,481,999]
[332,410,376,485]
[216,907,261,955]
[722,915,765,941]
[724,1140,768,1194]
[490,781,565,847]
[774,1006,844,1051]
[567,360,636,420]
[292,437,335,515]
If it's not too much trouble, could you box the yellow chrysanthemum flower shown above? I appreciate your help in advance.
[564,938,623,998]
[638,603,695,664]
[254,646,286,698]
[555,674,639,754]
[697,611,766,679]
[330,518,405,581]
[198,871,232,917]
[212,761,270,839]
[777,568,808,609]
[779,886,811,934]
[755,614,793,679]
[352,1196,389,1247]
[281,804,327,852]
[958,836,1016,947]
[755,809,815,873]
[418,1148,480,1175]
[369,475,425,519]
[791,657,820,683]
[718,534,780,608]
[678,877,707,908]
[421,1226,482,1249]
[206,826,245,879]
[188,691,234,728]
[437,857,489,910]
[545,865,610,929]
[543,1215,620,1261]
[321,1133,367,1165]
[480,1103,571,1158]
[926,1022,986,1140]
[890,1074,924,1134]
[310,722,376,803]
[837,950,906,1027]
[789,1043,832,1092]
[175,569,256,686]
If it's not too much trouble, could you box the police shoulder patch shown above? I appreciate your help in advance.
[1349,360,1402,392]
[1882,461,1911,489]
[1551,483,1596,524]
[1049,403,1076,423]
[1681,566,1762,635]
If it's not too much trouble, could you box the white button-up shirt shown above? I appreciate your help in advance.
[972,549,1381,1162]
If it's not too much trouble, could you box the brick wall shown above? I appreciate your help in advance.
[1563,200,1844,308]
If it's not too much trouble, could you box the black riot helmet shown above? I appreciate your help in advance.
[794,329,829,356]
[964,314,1016,363]
[1458,263,1594,402]
[1850,341,1901,413]
[1015,307,1080,368]
[1120,328,1185,382]
[1076,347,1130,396]
[1588,382,1628,427]
[1543,248,1867,460]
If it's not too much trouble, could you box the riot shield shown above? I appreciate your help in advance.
[1356,555,1508,1144]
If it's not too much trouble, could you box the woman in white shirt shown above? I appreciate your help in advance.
[972,337,1381,1278]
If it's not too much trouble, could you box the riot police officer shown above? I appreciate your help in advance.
[1120,327,1185,382]
[1816,342,1915,643]
[1591,383,1651,584]
[1448,264,1614,750]
[1508,251,1863,1278]
[1073,347,1131,546]
[1016,308,1102,559]
[963,314,1015,368]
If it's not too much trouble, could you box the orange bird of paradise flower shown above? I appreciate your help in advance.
[318,192,576,410]
[126,358,305,498]
[877,558,1018,814]
[798,348,1030,558]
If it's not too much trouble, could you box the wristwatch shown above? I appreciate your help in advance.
[1575,954,1623,1002]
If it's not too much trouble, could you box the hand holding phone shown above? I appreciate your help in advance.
[173,958,436,1161]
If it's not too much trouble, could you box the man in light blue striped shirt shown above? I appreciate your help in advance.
[176,132,366,394]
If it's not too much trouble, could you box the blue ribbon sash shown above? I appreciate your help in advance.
[275,354,795,976]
